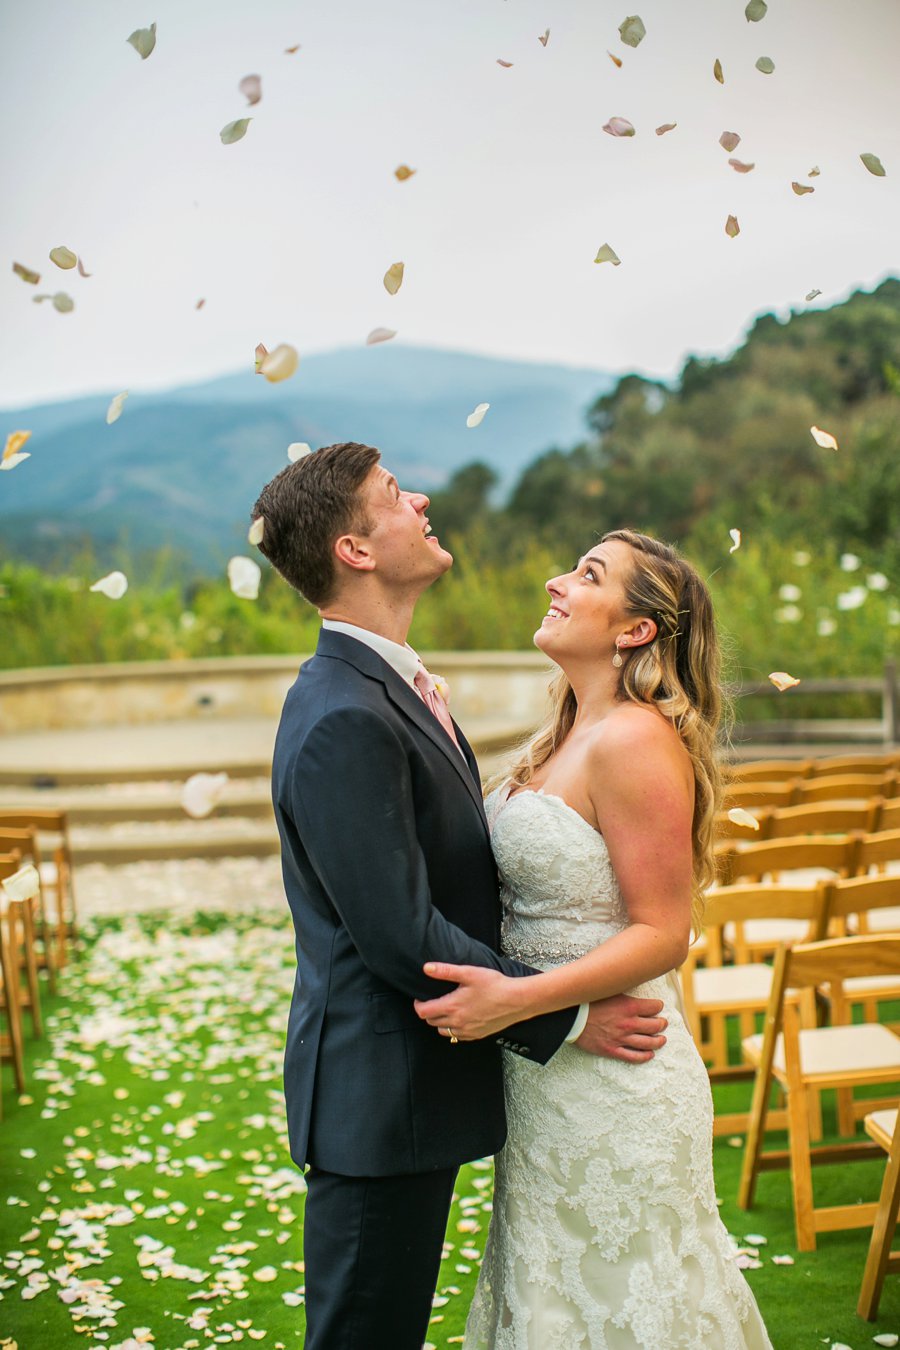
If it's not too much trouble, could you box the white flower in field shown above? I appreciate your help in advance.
[792,550,811,566]
[867,572,889,591]
[90,570,128,599]
[837,586,867,610]
[840,553,861,571]
[817,617,837,637]
[778,584,801,602]
[774,605,801,623]
[227,556,261,599]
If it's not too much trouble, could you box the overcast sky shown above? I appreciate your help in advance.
[2,0,898,408]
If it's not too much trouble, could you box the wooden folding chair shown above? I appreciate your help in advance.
[857,829,900,875]
[766,801,877,840]
[0,827,57,992]
[810,753,900,779]
[0,810,78,967]
[799,773,898,806]
[681,882,825,1136]
[726,759,812,784]
[874,799,900,834]
[723,781,801,811]
[739,934,900,1250]
[858,1107,900,1320]
[0,855,27,1097]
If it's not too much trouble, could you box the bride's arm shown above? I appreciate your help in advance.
[415,712,694,1039]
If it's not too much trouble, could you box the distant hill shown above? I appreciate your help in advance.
[0,345,611,570]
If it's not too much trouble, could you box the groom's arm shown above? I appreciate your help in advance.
[290,706,576,1064]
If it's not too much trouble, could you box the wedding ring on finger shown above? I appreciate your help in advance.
[445,1026,459,1044]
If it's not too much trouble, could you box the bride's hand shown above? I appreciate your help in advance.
[414,962,526,1040]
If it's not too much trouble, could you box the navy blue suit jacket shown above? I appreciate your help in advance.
[272,629,576,1176]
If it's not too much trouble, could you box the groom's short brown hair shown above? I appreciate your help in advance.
[251,442,381,606]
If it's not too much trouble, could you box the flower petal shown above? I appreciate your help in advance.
[497,59,514,68]
[728,808,760,831]
[196,297,206,309]
[755,56,775,73]
[181,772,229,819]
[808,165,820,177]
[861,152,886,177]
[127,22,157,59]
[288,442,312,461]
[655,123,677,135]
[805,288,821,301]
[1,864,41,901]
[239,74,262,106]
[248,517,265,546]
[729,528,741,553]
[810,425,838,450]
[394,164,416,181]
[220,118,252,145]
[77,256,92,277]
[603,116,635,137]
[284,44,301,54]
[106,392,129,425]
[729,158,755,173]
[90,571,129,600]
[260,343,299,382]
[768,671,800,691]
[538,29,550,47]
[594,243,621,265]
[607,51,623,68]
[466,403,490,429]
[713,58,724,84]
[720,131,741,152]
[12,261,40,284]
[3,430,32,466]
[254,342,268,373]
[618,15,646,48]
[725,215,740,238]
[792,181,815,195]
[366,327,397,345]
[227,556,261,599]
[745,0,767,20]
[383,261,404,295]
[52,292,74,312]
[49,246,77,269]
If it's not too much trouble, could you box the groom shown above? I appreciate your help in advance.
[252,442,668,1350]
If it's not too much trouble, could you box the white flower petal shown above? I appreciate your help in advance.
[840,553,861,571]
[366,327,397,346]
[1,864,41,901]
[248,517,265,546]
[227,556,261,600]
[768,671,800,691]
[259,344,299,383]
[127,22,157,59]
[466,403,490,429]
[727,808,760,831]
[594,243,622,266]
[618,15,646,47]
[49,246,77,270]
[810,425,838,450]
[106,391,129,425]
[287,443,312,461]
[220,118,252,145]
[729,529,741,553]
[181,772,229,819]
[90,571,129,600]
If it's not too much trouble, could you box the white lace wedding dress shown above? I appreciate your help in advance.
[464,787,773,1350]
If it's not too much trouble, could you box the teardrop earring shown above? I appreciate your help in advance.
[612,641,624,669]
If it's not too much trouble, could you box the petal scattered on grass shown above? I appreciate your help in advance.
[12,261,40,284]
[725,215,740,238]
[106,391,129,425]
[713,59,724,84]
[861,152,886,177]
[805,288,821,301]
[248,517,265,546]
[227,556,261,599]
[2,430,32,471]
[466,403,490,429]
[594,243,621,266]
[287,442,312,461]
[755,56,775,73]
[729,528,741,553]
[720,131,741,152]
[771,1254,794,1265]
[745,0,767,20]
[655,123,677,135]
[874,1336,900,1347]
[383,261,404,295]
[768,671,801,691]
[608,51,623,68]
[792,181,815,195]
[50,246,77,269]
[0,863,41,901]
[220,119,252,145]
[729,158,755,173]
[239,74,262,105]
[259,343,299,382]
[127,22,157,59]
[728,808,760,831]
[394,164,416,181]
[181,772,230,819]
[810,425,838,450]
[618,15,646,47]
[497,59,514,68]
[603,116,635,137]
[90,571,129,600]
[366,327,397,346]
[538,29,550,46]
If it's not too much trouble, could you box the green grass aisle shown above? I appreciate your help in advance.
[1,911,899,1349]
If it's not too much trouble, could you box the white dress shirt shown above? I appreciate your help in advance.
[320,619,589,1045]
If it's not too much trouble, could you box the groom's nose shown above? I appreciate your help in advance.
[404,489,430,511]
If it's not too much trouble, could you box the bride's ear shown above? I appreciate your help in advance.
[624,617,658,650]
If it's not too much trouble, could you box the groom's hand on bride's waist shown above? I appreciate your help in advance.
[575,995,667,1062]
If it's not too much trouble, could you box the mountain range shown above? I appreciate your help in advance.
[0,345,612,570]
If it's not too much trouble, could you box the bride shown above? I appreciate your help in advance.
[415,529,773,1349]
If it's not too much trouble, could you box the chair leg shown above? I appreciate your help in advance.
[739,1061,774,1210]
[788,1073,817,1251]
[806,1087,824,1144]
[1,918,27,1093]
[837,1087,857,1138]
[858,1134,900,1320]
[20,902,43,1039]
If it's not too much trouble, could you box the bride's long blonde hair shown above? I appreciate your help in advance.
[502,529,727,931]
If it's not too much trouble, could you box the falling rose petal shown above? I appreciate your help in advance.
[36,291,75,312]
[239,74,262,106]
[729,158,755,173]
[466,403,490,429]
[77,256,92,277]
[127,22,157,59]
[603,116,635,137]
[497,59,514,67]
[805,288,821,301]
[227,556,261,599]
[725,215,740,238]
[284,44,301,54]
[771,1254,795,1266]
[106,391,129,425]
[1,864,41,902]
[768,671,801,691]
[255,342,268,373]
[538,29,550,47]
[755,56,775,73]
[720,131,741,152]
[745,0,767,19]
[90,571,129,600]
[594,243,622,266]
[655,123,677,135]
[2,430,32,470]
[259,343,299,382]
[810,425,838,450]
[181,772,229,819]
[220,118,252,145]
[383,261,404,295]
[728,808,760,831]
[729,528,741,553]
[247,517,265,546]
[13,261,40,284]
[618,15,646,48]
[607,50,623,68]
[713,59,724,84]
[49,246,77,269]
[394,164,416,181]
[196,297,206,310]
[287,442,312,461]
[792,181,815,195]
[366,327,397,345]
[861,152,886,177]
[808,165,821,177]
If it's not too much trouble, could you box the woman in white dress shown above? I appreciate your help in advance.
[415,529,773,1349]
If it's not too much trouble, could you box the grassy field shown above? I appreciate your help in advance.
[2,911,899,1349]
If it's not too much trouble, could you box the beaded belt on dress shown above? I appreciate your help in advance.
[505,942,594,967]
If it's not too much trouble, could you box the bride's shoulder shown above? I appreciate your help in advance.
[586,703,684,765]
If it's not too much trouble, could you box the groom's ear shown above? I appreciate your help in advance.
[333,532,377,574]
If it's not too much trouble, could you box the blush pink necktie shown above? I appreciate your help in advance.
[414,663,462,753]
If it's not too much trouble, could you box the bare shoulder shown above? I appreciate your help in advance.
[586,702,684,765]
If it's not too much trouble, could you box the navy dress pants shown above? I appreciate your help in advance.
[303,1163,460,1350]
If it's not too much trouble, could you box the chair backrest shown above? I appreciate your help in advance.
[856,828,900,873]
[726,760,811,784]
[0,810,67,834]
[0,852,24,884]
[722,834,858,885]
[809,754,899,779]
[702,883,828,950]
[785,934,900,989]
[0,828,39,863]
[818,874,900,939]
[797,774,893,805]
[723,781,799,810]
[874,799,900,834]
[766,801,875,840]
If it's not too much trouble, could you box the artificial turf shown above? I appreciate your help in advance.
[1,911,899,1350]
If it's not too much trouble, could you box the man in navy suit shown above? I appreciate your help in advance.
[252,442,667,1350]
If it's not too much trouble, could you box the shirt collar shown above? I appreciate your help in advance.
[321,619,420,688]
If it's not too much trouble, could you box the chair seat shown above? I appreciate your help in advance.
[693,964,773,1007]
[726,918,811,947]
[865,909,900,933]
[842,975,900,994]
[743,1023,900,1080]
[866,1108,898,1151]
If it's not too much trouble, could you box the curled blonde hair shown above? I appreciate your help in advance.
[503,529,728,931]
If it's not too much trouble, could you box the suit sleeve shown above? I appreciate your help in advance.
[290,706,576,1064]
